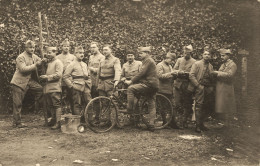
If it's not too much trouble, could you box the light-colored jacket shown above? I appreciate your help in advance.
[189,59,214,92]
[10,51,41,90]
[88,53,105,87]
[215,59,237,114]
[43,58,63,94]
[121,60,142,79]
[97,55,121,92]
[173,57,196,89]
[157,61,176,94]
[63,60,92,92]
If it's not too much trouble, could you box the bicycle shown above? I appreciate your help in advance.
[83,81,174,133]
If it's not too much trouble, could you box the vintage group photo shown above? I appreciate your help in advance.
[0,0,259,165]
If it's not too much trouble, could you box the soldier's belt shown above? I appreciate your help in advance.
[99,75,114,80]
[72,76,88,80]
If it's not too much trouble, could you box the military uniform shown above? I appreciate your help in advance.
[88,53,105,98]
[43,58,63,128]
[189,59,214,131]
[157,60,179,127]
[57,53,75,112]
[127,56,159,127]
[63,60,92,115]
[11,51,43,126]
[121,60,142,80]
[97,55,121,96]
[173,56,196,126]
[215,59,237,126]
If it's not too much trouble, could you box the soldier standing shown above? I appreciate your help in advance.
[88,42,105,98]
[57,39,75,113]
[97,45,121,97]
[213,49,237,127]
[156,52,179,129]
[173,45,196,128]
[40,47,63,129]
[11,40,45,128]
[189,51,214,133]
[63,46,92,117]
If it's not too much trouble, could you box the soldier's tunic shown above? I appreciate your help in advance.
[88,53,105,98]
[156,60,179,127]
[173,57,196,115]
[189,59,214,126]
[63,60,92,115]
[57,53,75,112]
[43,58,63,122]
[121,60,142,80]
[97,55,121,96]
[11,51,43,125]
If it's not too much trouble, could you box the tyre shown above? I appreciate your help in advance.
[84,96,116,133]
[141,94,173,129]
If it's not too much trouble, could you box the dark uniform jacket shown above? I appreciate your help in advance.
[131,57,159,90]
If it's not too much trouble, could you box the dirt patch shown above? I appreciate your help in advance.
[0,115,259,166]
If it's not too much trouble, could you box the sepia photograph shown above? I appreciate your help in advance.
[0,0,259,165]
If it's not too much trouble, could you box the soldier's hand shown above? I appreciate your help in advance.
[36,60,42,66]
[198,84,204,91]
[210,71,218,77]
[178,70,185,75]
[171,71,178,76]
[42,58,48,63]
[121,77,126,82]
[114,80,119,88]
[40,75,48,80]
[89,67,95,72]
[124,80,132,85]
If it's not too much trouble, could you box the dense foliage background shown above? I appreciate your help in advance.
[0,0,258,113]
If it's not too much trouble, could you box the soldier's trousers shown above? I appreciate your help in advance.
[173,82,193,120]
[62,86,74,113]
[194,86,214,126]
[127,83,156,126]
[12,80,42,125]
[44,92,62,122]
[72,88,92,115]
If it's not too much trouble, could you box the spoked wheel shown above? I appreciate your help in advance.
[154,94,173,129]
[141,94,173,129]
[85,96,116,133]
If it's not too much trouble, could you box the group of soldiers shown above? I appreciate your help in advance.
[10,39,237,133]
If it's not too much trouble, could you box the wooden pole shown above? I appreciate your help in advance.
[38,12,44,59]
[43,14,50,44]
[239,49,249,100]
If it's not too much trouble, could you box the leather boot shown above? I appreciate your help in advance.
[48,118,56,127]
[195,105,202,133]
[51,108,62,130]
[48,108,56,127]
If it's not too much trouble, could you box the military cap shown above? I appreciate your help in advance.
[138,46,151,52]
[25,40,35,47]
[219,49,232,55]
[184,45,193,52]
[61,38,70,46]
[46,46,57,51]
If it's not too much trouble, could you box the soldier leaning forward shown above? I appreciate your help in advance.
[11,40,45,128]
[63,46,92,118]
[40,47,63,130]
